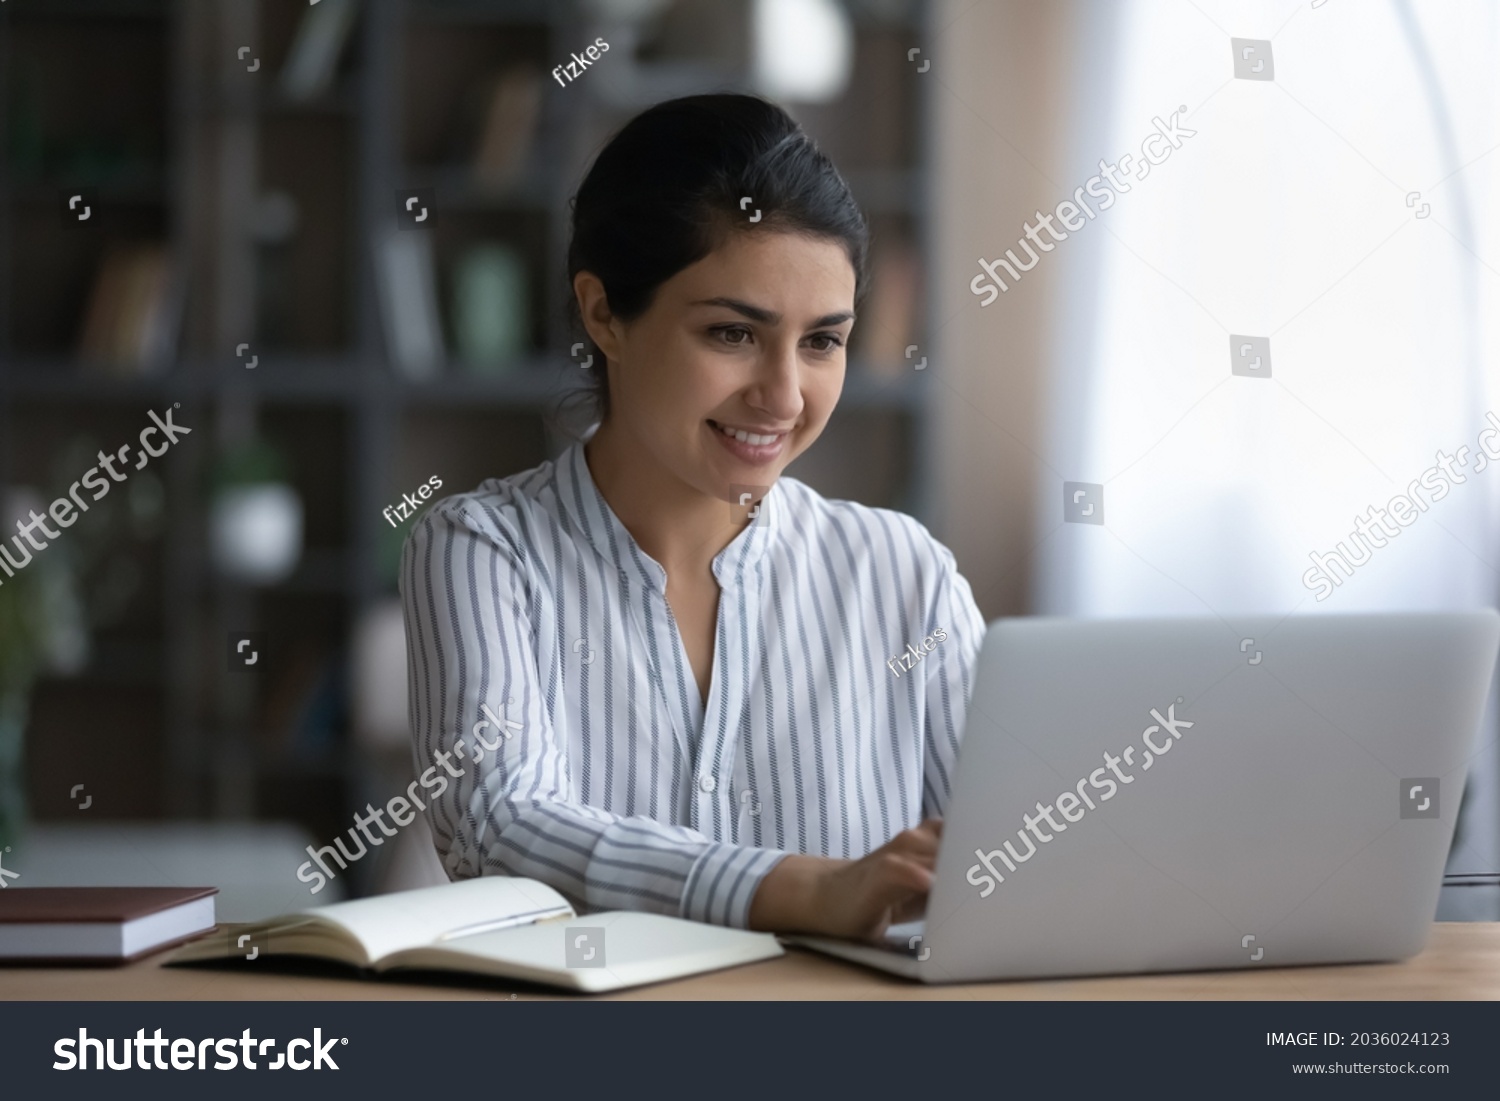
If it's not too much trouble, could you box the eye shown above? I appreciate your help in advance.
[710,324,753,347]
[806,332,845,353]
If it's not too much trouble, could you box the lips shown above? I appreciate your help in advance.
[710,420,786,445]
[708,419,790,465]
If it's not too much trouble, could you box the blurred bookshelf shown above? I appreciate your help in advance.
[0,0,934,887]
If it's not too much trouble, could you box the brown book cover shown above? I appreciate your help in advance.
[0,887,218,965]
[0,886,217,924]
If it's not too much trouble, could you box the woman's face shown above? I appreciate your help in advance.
[596,229,856,503]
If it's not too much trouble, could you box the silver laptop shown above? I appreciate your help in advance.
[789,611,1500,983]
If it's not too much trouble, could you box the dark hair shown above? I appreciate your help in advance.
[562,94,869,426]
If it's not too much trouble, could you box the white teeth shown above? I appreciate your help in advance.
[717,423,780,447]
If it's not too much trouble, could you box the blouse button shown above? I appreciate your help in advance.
[698,774,717,793]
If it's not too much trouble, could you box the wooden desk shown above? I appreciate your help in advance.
[3,923,1497,1000]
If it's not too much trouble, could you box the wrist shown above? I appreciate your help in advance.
[747,854,831,933]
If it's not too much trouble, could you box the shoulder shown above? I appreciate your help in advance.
[773,476,957,575]
[406,457,562,562]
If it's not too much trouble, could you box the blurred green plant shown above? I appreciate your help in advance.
[0,552,48,701]
[209,437,291,493]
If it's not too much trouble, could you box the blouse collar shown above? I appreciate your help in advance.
[553,441,778,593]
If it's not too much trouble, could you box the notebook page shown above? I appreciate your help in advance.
[388,911,783,992]
[303,878,573,963]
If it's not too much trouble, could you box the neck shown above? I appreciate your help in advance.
[584,419,741,578]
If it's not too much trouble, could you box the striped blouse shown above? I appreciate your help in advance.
[400,441,986,929]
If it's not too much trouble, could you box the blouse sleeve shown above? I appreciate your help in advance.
[920,538,987,820]
[400,497,786,928]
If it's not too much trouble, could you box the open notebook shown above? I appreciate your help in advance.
[167,878,782,993]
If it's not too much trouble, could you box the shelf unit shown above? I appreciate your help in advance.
[0,0,934,892]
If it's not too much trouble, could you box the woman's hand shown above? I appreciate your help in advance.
[747,818,943,942]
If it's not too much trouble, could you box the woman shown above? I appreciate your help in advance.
[402,94,984,942]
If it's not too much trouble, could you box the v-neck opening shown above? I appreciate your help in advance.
[662,592,720,751]
[553,444,773,781]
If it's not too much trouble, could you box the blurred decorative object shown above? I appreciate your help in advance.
[280,0,360,101]
[858,234,921,378]
[471,66,542,191]
[752,0,853,103]
[352,599,409,754]
[210,486,303,585]
[77,243,181,376]
[452,244,527,372]
[208,441,303,585]
[376,228,444,379]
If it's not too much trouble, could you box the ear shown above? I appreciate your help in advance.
[573,271,626,361]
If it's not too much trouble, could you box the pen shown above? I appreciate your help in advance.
[437,906,573,941]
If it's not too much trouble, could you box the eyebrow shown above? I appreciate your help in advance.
[690,297,855,329]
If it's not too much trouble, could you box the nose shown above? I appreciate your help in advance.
[745,338,804,423]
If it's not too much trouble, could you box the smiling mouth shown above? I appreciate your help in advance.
[708,419,789,446]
